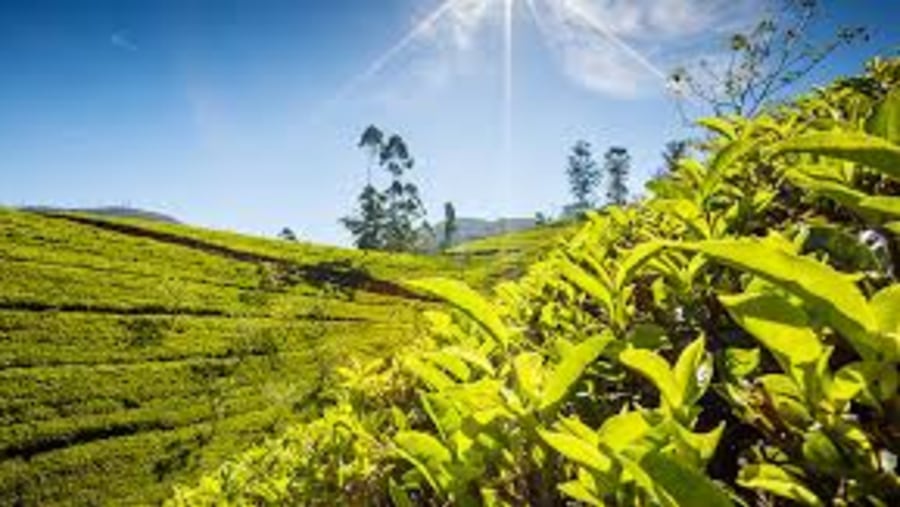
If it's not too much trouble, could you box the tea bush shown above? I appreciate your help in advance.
[171,58,900,506]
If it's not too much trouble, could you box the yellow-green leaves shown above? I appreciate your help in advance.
[620,336,712,413]
[407,278,509,346]
[538,429,613,475]
[697,116,738,140]
[673,238,880,359]
[557,257,614,316]
[737,464,823,507]
[773,131,900,181]
[866,88,900,144]
[674,336,714,408]
[720,291,823,365]
[640,451,734,507]
[620,348,682,409]
[541,333,613,411]
[394,431,453,491]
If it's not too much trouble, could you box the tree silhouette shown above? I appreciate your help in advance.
[442,202,457,249]
[669,0,868,117]
[278,227,298,242]
[342,126,426,252]
[604,147,630,206]
[660,140,689,176]
[566,140,601,213]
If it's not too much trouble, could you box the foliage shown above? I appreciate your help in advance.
[0,207,536,505]
[342,125,428,252]
[567,140,602,213]
[173,57,900,506]
[443,202,458,250]
[278,227,298,242]
[604,146,631,206]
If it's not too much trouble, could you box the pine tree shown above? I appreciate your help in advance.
[566,140,601,213]
[604,146,630,206]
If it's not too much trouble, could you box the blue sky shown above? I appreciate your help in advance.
[1,0,897,245]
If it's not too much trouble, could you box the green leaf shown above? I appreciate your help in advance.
[616,241,666,290]
[640,451,734,507]
[541,333,613,411]
[538,429,613,474]
[557,257,615,316]
[425,351,471,382]
[858,196,900,219]
[723,347,760,378]
[673,238,878,359]
[773,131,900,181]
[394,431,453,491]
[719,291,823,365]
[711,137,757,175]
[597,411,652,453]
[675,422,725,462]
[697,116,738,140]
[802,429,844,473]
[737,463,823,507]
[407,278,509,346]
[871,284,900,335]
[513,352,545,405]
[620,348,680,408]
[674,336,713,407]
[866,88,900,144]
[558,480,603,506]
[404,357,456,391]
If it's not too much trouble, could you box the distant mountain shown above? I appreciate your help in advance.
[22,206,180,224]
[422,217,538,250]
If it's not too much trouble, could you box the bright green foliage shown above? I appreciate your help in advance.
[0,209,537,505]
[172,58,900,506]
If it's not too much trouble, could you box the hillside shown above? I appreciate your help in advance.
[21,206,181,224]
[0,208,549,505]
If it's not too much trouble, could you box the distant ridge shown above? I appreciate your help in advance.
[22,206,180,224]
[424,217,537,250]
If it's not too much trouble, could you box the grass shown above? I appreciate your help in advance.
[0,207,552,505]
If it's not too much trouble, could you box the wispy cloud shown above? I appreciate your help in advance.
[110,30,138,52]
[410,0,767,98]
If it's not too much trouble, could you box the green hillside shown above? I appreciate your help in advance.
[0,208,543,505]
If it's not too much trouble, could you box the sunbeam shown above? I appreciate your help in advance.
[502,0,515,174]
[562,0,669,82]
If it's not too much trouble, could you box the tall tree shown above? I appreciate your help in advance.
[442,202,457,249]
[359,125,384,186]
[342,127,426,252]
[340,185,386,250]
[604,146,630,206]
[380,134,425,252]
[566,140,601,213]
[669,0,868,117]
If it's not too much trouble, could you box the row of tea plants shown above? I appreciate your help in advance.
[170,57,900,506]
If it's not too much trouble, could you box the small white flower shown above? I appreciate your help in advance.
[860,229,888,253]
[695,363,712,385]
[880,449,897,473]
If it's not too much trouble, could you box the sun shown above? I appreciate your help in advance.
[325,0,671,170]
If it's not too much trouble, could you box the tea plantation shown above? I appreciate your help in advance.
[0,208,562,505]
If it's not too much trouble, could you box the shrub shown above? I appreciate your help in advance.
[170,57,900,506]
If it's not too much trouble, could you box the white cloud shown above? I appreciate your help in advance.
[409,0,768,98]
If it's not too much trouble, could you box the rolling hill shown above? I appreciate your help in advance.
[0,207,570,505]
